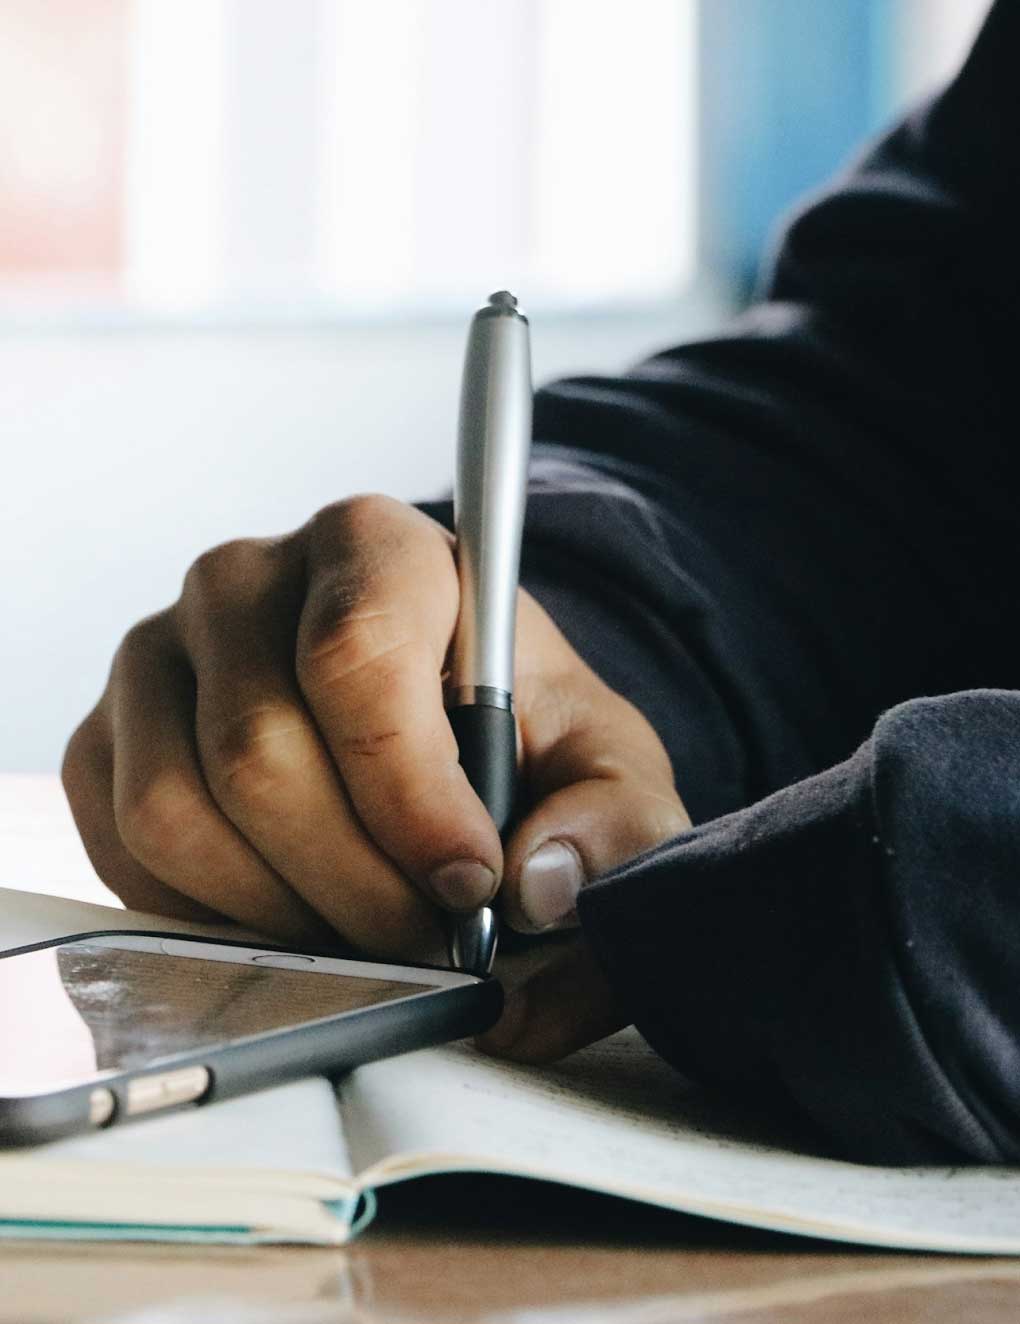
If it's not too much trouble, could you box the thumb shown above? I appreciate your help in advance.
[480,598,691,1064]
[500,671,691,935]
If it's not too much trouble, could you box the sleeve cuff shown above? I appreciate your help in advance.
[577,727,1003,1163]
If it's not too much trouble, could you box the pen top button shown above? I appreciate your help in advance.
[476,289,527,324]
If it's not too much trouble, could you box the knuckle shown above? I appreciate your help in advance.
[307,495,410,579]
[299,604,417,695]
[182,538,270,607]
[116,770,206,873]
[312,492,405,544]
[115,612,169,671]
[299,581,371,664]
[202,705,308,799]
[307,493,449,595]
[301,498,456,693]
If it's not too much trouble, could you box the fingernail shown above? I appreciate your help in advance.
[519,840,584,930]
[428,859,496,911]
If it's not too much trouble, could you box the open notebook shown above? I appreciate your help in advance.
[2,886,1020,1253]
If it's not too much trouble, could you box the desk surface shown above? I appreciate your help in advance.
[5,1188,1020,1324]
[3,773,1020,1324]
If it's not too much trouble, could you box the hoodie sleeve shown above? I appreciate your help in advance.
[579,689,1020,1164]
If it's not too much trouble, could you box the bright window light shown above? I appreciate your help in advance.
[3,0,699,317]
[531,0,695,303]
[124,0,224,311]
[319,0,426,308]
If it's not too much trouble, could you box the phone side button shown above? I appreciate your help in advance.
[89,1087,116,1127]
[251,953,316,969]
[126,1066,211,1116]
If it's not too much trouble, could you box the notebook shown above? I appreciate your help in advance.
[2,777,1020,1254]
[2,887,1020,1253]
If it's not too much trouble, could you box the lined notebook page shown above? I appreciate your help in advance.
[339,1029,1020,1253]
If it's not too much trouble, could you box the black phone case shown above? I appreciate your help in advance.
[0,929,503,1149]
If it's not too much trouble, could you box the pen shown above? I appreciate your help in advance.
[445,291,533,976]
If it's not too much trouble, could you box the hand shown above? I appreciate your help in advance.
[62,495,690,1058]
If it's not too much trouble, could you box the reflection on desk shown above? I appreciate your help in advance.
[4,1175,1020,1324]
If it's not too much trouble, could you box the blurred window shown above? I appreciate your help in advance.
[0,0,128,296]
[0,0,696,319]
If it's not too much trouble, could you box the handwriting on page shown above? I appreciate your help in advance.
[339,1029,1020,1249]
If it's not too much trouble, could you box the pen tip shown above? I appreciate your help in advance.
[487,290,518,311]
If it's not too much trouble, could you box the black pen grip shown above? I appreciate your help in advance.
[448,704,517,837]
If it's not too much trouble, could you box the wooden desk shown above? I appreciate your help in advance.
[3,774,1020,1324]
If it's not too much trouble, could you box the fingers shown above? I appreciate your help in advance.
[64,489,685,990]
[62,495,504,960]
[104,612,335,945]
[62,714,225,925]
[175,533,444,959]
[501,594,691,933]
[296,495,503,912]
[477,936,626,1063]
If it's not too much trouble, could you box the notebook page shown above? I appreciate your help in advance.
[0,1075,356,1238]
[339,1029,1020,1253]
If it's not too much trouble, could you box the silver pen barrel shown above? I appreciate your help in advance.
[446,291,532,976]
[447,291,532,706]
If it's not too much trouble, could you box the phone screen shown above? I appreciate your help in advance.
[0,936,446,1095]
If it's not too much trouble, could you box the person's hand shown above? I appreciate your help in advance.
[62,496,690,1058]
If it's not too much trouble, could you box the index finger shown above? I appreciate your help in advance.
[296,495,503,911]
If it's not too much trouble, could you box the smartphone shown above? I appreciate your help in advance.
[0,930,502,1149]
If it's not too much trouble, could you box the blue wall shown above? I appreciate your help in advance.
[697,0,900,299]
